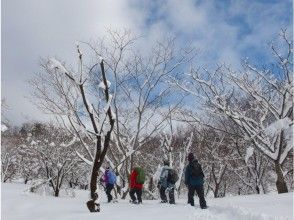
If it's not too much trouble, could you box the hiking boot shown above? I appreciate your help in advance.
[130,200,138,204]
[201,206,208,209]
[160,200,168,203]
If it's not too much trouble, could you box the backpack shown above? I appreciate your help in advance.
[168,169,179,184]
[107,170,116,185]
[190,161,202,177]
[135,167,145,184]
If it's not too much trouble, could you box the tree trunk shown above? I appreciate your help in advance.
[90,145,101,201]
[148,177,154,191]
[54,187,60,197]
[274,160,288,193]
[223,181,226,197]
[113,186,118,200]
[255,185,260,194]
[214,183,219,198]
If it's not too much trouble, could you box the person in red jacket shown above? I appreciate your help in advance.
[129,168,143,204]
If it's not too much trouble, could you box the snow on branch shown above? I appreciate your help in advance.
[48,58,75,82]
[76,150,93,166]
[48,58,68,74]
[245,147,254,164]
[99,80,111,90]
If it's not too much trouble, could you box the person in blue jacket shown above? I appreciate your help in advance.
[184,153,207,209]
[102,167,116,202]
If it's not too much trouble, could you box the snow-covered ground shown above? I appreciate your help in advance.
[1,183,293,220]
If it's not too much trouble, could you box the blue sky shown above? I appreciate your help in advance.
[2,0,293,125]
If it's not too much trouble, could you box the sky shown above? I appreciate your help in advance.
[2,0,293,126]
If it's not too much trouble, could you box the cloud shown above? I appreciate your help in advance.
[2,0,292,125]
[2,0,143,125]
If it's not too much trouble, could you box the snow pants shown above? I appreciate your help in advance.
[105,183,114,202]
[188,185,207,208]
[160,186,175,204]
[129,188,142,203]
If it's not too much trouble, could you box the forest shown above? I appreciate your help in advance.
[2,29,293,212]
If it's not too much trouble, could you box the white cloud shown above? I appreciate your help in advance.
[2,0,143,125]
[2,0,292,125]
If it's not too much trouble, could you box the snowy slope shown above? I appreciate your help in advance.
[1,183,293,220]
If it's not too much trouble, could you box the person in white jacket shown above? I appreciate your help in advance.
[158,160,175,204]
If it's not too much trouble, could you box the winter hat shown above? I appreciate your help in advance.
[188,153,195,162]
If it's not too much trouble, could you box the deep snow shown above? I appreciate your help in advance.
[1,183,293,220]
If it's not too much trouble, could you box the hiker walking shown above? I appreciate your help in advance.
[102,167,116,203]
[129,166,145,204]
[158,160,178,204]
[184,153,207,209]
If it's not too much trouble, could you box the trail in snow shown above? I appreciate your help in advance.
[1,183,293,220]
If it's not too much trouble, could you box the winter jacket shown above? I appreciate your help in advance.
[159,165,174,188]
[130,169,143,189]
[185,160,204,186]
[103,169,116,185]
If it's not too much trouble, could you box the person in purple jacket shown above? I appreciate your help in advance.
[101,167,116,202]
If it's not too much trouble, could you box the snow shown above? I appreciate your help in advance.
[153,165,163,182]
[98,80,111,90]
[98,55,104,64]
[49,142,56,147]
[2,183,293,220]
[264,118,292,136]
[282,59,288,65]
[30,140,37,146]
[75,150,93,166]
[1,123,8,132]
[245,147,254,164]
[48,58,68,75]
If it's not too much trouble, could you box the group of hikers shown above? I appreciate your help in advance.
[100,152,207,209]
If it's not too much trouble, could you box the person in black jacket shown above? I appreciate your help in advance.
[184,153,207,209]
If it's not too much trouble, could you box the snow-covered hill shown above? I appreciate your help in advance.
[1,183,293,220]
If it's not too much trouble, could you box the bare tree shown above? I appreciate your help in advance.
[1,125,22,183]
[1,142,18,182]
[19,123,80,197]
[173,30,293,193]
[83,30,194,198]
[232,140,270,194]
[30,44,115,211]
[158,115,194,194]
